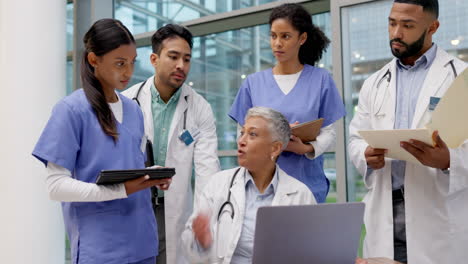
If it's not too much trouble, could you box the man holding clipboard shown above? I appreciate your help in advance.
[348,1,468,263]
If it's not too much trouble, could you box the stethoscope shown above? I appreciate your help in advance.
[217,167,241,222]
[214,167,241,259]
[215,167,278,259]
[372,60,458,118]
[132,79,189,181]
[132,80,189,131]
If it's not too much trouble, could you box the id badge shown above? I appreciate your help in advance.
[429,96,441,111]
[178,127,201,146]
[179,129,194,145]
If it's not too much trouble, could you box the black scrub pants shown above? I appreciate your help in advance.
[152,186,166,264]
[392,187,407,264]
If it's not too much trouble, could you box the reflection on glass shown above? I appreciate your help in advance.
[220,156,238,170]
[67,3,73,51]
[341,0,468,202]
[115,0,278,35]
[323,152,337,203]
[312,13,333,72]
[66,60,73,95]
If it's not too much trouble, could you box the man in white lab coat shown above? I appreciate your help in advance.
[123,24,220,264]
[349,0,468,263]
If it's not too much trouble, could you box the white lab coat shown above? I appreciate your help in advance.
[181,166,316,264]
[348,48,468,263]
[123,76,221,264]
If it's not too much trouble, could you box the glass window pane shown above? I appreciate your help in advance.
[220,156,238,170]
[66,60,73,95]
[433,0,468,60]
[313,12,333,71]
[115,0,278,35]
[67,2,73,51]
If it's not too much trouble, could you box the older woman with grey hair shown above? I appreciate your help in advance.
[182,106,316,264]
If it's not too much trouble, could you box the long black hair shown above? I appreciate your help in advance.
[269,3,330,66]
[81,18,135,142]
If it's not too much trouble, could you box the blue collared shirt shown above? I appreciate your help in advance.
[231,168,279,264]
[391,44,438,190]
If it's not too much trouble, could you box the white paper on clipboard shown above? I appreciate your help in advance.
[359,129,433,165]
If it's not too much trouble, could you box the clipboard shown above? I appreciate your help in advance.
[96,167,175,185]
[291,118,324,142]
[359,129,433,165]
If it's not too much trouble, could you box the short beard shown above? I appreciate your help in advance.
[169,81,184,90]
[390,30,426,59]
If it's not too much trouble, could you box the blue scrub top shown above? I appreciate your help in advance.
[229,65,346,202]
[32,89,157,264]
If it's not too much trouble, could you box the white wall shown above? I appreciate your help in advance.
[0,1,66,263]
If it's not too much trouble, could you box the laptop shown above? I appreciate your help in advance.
[252,202,365,264]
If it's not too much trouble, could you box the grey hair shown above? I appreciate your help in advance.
[245,107,291,150]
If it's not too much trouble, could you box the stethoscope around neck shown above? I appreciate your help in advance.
[371,60,458,118]
[132,80,189,130]
[214,167,241,259]
[131,80,189,168]
[215,166,278,259]
[217,167,241,221]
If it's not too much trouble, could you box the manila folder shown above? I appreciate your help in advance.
[359,129,433,165]
[426,67,468,148]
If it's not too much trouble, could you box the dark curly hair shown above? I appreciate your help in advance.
[151,24,193,54]
[269,3,330,66]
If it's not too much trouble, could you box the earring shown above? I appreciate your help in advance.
[271,156,275,161]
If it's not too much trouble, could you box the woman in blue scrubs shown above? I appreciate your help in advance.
[229,3,345,203]
[32,19,170,264]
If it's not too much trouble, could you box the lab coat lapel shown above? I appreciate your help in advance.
[228,167,246,250]
[272,168,297,205]
[141,76,155,143]
[411,49,452,128]
[386,62,398,130]
[372,61,397,130]
[230,168,246,218]
[168,85,189,145]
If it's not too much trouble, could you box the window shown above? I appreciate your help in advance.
[115,0,279,35]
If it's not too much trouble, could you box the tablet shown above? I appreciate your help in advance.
[96,168,175,185]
